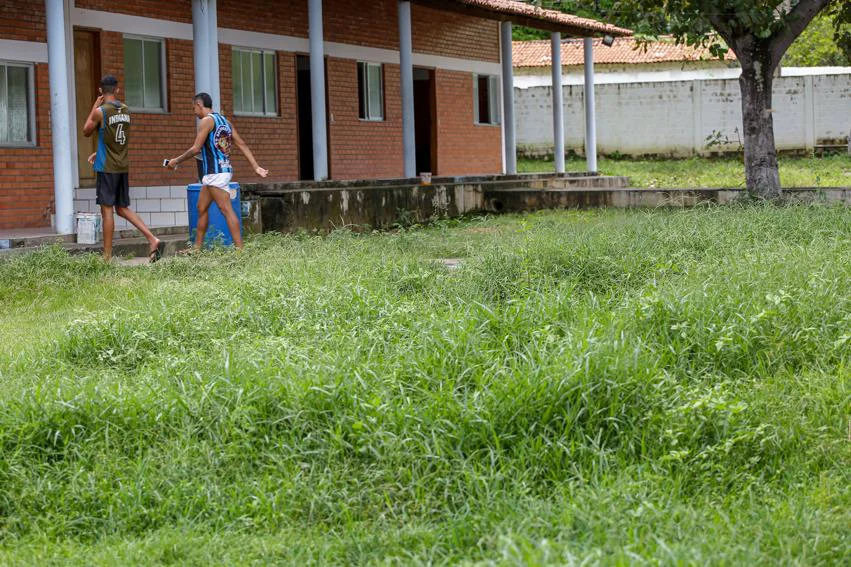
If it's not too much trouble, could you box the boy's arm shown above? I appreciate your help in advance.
[82,95,105,137]
[167,117,213,168]
[232,125,269,177]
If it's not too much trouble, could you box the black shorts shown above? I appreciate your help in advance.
[96,172,130,208]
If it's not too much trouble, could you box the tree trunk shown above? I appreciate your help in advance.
[738,56,782,199]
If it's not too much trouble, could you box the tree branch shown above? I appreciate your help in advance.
[769,0,834,69]
[707,13,737,46]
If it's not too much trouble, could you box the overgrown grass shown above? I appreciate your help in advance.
[518,154,851,188]
[0,208,849,565]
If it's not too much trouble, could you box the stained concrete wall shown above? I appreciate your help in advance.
[241,173,630,233]
[516,72,851,157]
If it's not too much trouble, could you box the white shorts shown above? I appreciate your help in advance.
[202,172,233,189]
[201,173,236,198]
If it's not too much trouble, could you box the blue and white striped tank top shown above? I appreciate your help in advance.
[200,112,233,176]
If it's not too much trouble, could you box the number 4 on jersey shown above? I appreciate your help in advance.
[115,123,126,146]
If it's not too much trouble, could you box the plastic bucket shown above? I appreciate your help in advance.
[187,183,243,247]
[76,212,100,245]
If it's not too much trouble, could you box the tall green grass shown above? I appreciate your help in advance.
[0,207,849,565]
[518,154,851,188]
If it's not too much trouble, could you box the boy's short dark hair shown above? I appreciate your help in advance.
[194,92,213,109]
[100,75,118,93]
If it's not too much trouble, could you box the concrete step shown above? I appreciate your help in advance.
[1,225,188,250]
[485,175,631,191]
[0,233,190,261]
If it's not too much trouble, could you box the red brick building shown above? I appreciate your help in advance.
[0,0,627,231]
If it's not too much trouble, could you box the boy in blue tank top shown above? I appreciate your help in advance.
[166,93,268,250]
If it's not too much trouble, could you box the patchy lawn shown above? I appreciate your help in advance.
[519,154,851,188]
[1,208,849,565]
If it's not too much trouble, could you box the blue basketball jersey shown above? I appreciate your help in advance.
[200,113,233,176]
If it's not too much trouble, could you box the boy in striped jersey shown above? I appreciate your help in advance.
[167,93,268,250]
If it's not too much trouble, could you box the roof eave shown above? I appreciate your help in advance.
[412,0,633,37]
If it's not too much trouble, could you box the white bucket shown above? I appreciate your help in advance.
[76,212,101,245]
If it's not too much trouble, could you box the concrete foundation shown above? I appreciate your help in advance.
[242,174,851,234]
[241,173,629,233]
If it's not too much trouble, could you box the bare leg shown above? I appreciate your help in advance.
[208,185,243,249]
[116,206,161,251]
[100,205,115,261]
[194,185,214,250]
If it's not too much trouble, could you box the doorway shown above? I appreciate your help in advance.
[296,55,330,181]
[413,67,437,176]
[73,29,100,187]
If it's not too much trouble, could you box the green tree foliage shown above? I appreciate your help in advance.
[784,12,851,66]
[515,1,850,68]
[515,1,848,198]
[512,1,632,41]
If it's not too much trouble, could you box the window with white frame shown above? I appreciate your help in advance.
[473,74,500,125]
[232,48,277,116]
[123,36,166,111]
[357,62,384,121]
[0,62,35,146]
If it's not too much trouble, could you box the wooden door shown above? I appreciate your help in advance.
[74,29,100,187]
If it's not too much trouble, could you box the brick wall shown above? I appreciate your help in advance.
[0,1,50,229]
[436,69,503,176]
[1,0,505,229]
[221,46,300,184]
[0,64,54,229]
[327,59,404,180]
[218,0,500,63]
[0,1,46,42]
[412,4,500,63]
[75,0,192,24]
[99,32,200,188]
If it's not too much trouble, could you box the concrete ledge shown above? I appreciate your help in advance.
[486,187,851,213]
[242,173,631,233]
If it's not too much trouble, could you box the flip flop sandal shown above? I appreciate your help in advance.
[148,241,164,264]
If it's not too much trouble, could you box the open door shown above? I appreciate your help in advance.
[73,29,100,187]
[296,55,330,181]
[413,67,437,176]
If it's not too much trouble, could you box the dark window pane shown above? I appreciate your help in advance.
[232,50,243,113]
[251,51,263,113]
[367,64,382,120]
[357,62,367,119]
[241,51,253,113]
[264,52,276,114]
[0,66,8,143]
[489,76,499,125]
[124,38,144,108]
[478,76,490,124]
[7,66,29,142]
[143,40,163,109]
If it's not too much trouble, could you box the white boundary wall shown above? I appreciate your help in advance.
[516,68,851,158]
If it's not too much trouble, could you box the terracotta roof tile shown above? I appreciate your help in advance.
[417,0,633,36]
[513,37,737,67]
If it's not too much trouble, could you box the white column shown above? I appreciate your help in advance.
[207,0,221,111]
[583,37,597,173]
[551,32,564,174]
[46,0,74,234]
[308,0,329,181]
[501,21,516,174]
[804,75,815,151]
[692,79,703,155]
[192,0,211,95]
[64,0,79,188]
[398,0,416,178]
